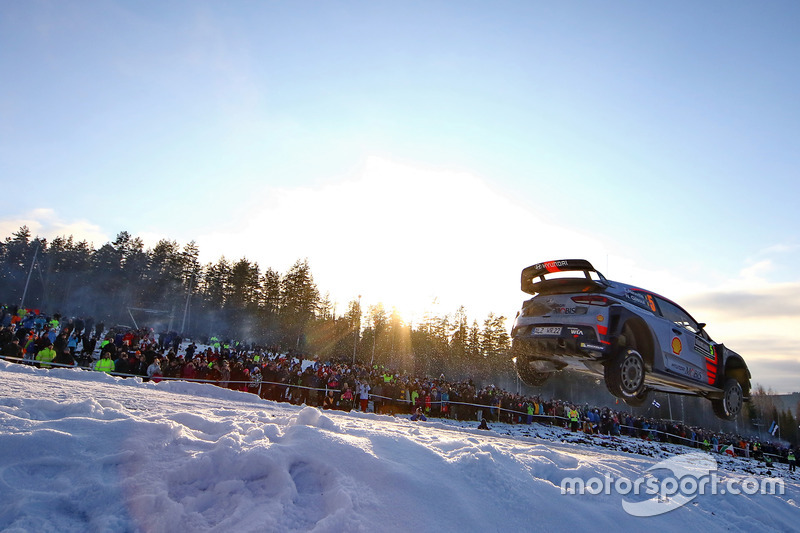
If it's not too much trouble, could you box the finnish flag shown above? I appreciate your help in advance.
[652,399,661,408]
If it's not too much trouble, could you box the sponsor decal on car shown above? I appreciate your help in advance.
[672,337,682,355]
[624,290,648,307]
[694,337,713,358]
[669,360,703,381]
[533,260,569,272]
[623,290,657,313]
[580,342,605,351]
[669,361,687,373]
[567,327,584,336]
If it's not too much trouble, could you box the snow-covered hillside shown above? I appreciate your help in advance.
[1,361,798,533]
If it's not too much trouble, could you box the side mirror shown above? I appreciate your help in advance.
[697,323,706,331]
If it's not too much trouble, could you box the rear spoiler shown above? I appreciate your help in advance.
[521,259,606,295]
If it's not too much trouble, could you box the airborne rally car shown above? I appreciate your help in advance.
[511,259,751,420]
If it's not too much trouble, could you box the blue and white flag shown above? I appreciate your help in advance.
[652,399,661,408]
[768,421,777,435]
[771,422,780,436]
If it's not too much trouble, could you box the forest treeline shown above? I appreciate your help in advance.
[3,226,797,441]
[0,226,511,379]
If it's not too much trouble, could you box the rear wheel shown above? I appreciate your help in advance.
[516,359,553,387]
[605,349,646,399]
[711,378,743,421]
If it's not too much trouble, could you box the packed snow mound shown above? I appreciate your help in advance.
[0,361,798,532]
[289,405,338,431]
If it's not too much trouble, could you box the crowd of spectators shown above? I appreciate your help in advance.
[1,304,795,466]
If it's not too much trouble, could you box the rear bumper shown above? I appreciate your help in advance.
[512,325,611,362]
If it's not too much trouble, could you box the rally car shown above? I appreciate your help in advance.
[511,259,751,420]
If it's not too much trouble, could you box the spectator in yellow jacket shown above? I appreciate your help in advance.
[35,343,56,369]
[95,352,115,373]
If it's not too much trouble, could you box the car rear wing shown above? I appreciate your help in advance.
[520,259,607,295]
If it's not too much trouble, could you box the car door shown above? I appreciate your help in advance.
[650,295,709,384]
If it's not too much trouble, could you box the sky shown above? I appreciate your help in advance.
[2,1,800,391]
[1,362,798,531]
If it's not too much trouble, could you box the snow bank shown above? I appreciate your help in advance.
[1,362,797,532]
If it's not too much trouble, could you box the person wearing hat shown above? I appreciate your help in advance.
[54,346,75,368]
[246,365,261,394]
[322,389,337,410]
[2,336,22,361]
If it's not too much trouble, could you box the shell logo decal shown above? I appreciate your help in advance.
[672,337,682,355]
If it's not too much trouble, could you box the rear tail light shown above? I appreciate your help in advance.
[571,295,615,306]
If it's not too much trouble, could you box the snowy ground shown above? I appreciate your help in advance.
[1,361,798,533]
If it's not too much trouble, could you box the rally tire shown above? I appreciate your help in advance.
[515,359,553,387]
[711,378,743,421]
[605,349,646,399]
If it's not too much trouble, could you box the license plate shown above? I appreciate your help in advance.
[533,326,562,335]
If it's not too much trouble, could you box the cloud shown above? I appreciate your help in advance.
[0,159,612,324]
[0,209,109,247]
[679,283,800,394]
[738,260,774,283]
[196,156,609,320]
[682,283,800,320]
[0,212,196,256]
[746,357,800,394]
[753,243,798,258]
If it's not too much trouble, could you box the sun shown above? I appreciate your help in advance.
[216,155,580,325]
